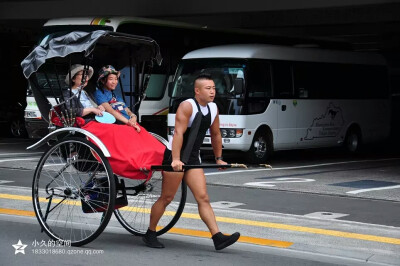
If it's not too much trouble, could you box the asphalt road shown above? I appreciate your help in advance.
[0,138,400,265]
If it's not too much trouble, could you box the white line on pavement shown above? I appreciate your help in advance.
[0,158,39,163]
[0,141,33,145]
[43,164,65,167]
[0,180,14,184]
[205,157,400,176]
[347,185,400,194]
[0,152,42,156]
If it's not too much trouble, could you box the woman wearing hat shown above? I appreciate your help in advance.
[63,64,105,121]
[94,65,139,131]
[63,64,165,180]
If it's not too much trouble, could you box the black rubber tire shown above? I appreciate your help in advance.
[9,119,28,138]
[344,127,362,153]
[113,132,187,237]
[32,137,115,247]
[245,129,273,164]
[114,179,187,236]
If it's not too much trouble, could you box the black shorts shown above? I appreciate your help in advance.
[162,149,201,171]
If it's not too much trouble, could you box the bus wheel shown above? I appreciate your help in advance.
[245,130,272,164]
[10,119,27,138]
[344,127,361,153]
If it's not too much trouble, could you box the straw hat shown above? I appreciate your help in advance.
[65,64,94,85]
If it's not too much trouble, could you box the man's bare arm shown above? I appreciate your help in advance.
[210,111,226,165]
[171,102,192,167]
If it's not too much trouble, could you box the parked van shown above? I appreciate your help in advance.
[167,44,391,163]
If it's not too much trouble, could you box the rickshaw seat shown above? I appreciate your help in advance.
[49,100,85,128]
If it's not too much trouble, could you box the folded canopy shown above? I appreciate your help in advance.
[21,30,162,79]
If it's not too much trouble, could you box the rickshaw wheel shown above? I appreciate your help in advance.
[113,133,187,236]
[114,175,187,236]
[32,137,116,247]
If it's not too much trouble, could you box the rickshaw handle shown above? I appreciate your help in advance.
[151,163,247,171]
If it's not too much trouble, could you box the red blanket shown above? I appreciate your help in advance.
[82,121,166,180]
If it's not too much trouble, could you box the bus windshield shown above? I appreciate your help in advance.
[170,59,246,115]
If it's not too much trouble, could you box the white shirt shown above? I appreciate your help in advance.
[167,98,218,150]
[71,89,96,108]
[186,98,218,127]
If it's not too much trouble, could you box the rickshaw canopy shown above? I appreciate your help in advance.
[21,30,162,79]
[20,30,162,124]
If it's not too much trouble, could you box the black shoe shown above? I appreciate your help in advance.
[212,232,240,250]
[142,229,165,248]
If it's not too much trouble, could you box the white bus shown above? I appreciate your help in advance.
[24,17,345,139]
[167,44,391,163]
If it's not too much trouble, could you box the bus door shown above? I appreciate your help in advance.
[272,61,298,148]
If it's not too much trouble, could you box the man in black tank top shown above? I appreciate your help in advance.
[143,73,240,250]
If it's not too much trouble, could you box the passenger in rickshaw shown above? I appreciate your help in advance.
[64,64,105,118]
[63,64,165,180]
[93,65,139,131]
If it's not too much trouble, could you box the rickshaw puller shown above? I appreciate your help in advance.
[143,73,240,250]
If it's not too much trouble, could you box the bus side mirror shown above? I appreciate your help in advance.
[234,78,244,94]
[168,82,174,97]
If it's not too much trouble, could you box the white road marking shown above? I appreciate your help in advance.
[347,185,400,194]
[0,180,14,184]
[205,157,400,176]
[43,163,65,167]
[211,201,245,208]
[244,177,315,187]
[304,212,349,220]
[0,152,43,156]
[0,141,33,145]
[0,184,398,231]
[0,158,39,163]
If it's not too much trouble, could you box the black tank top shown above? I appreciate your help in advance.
[180,98,211,164]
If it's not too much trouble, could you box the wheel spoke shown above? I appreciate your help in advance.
[114,134,187,236]
[32,137,115,246]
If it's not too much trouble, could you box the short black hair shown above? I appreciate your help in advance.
[194,73,213,82]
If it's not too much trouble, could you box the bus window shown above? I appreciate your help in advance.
[34,63,69,98]
[351,65,389,99]
[294,62,332,99]
[272,61,293,98]
[247,60,272,98]
[145,74,168,99]
[170,59,246,115]
[292,63,389,100]
[245,60,272,114]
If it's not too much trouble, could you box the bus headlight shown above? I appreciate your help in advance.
[236,129,243,138]
[168,127,175,135]
[220,128,243,138]
[169,126,243,138]
[221,129,227,138]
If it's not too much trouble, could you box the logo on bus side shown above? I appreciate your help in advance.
[304,102,344,140]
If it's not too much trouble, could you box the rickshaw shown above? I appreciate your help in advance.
[21,30,246,247]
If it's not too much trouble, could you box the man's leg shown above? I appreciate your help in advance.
[183,168,219,235]
[143,171,183,248]
[184,168,240,250]
[149,171,184,230]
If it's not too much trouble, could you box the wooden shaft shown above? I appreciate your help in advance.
[150,163,247,171]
